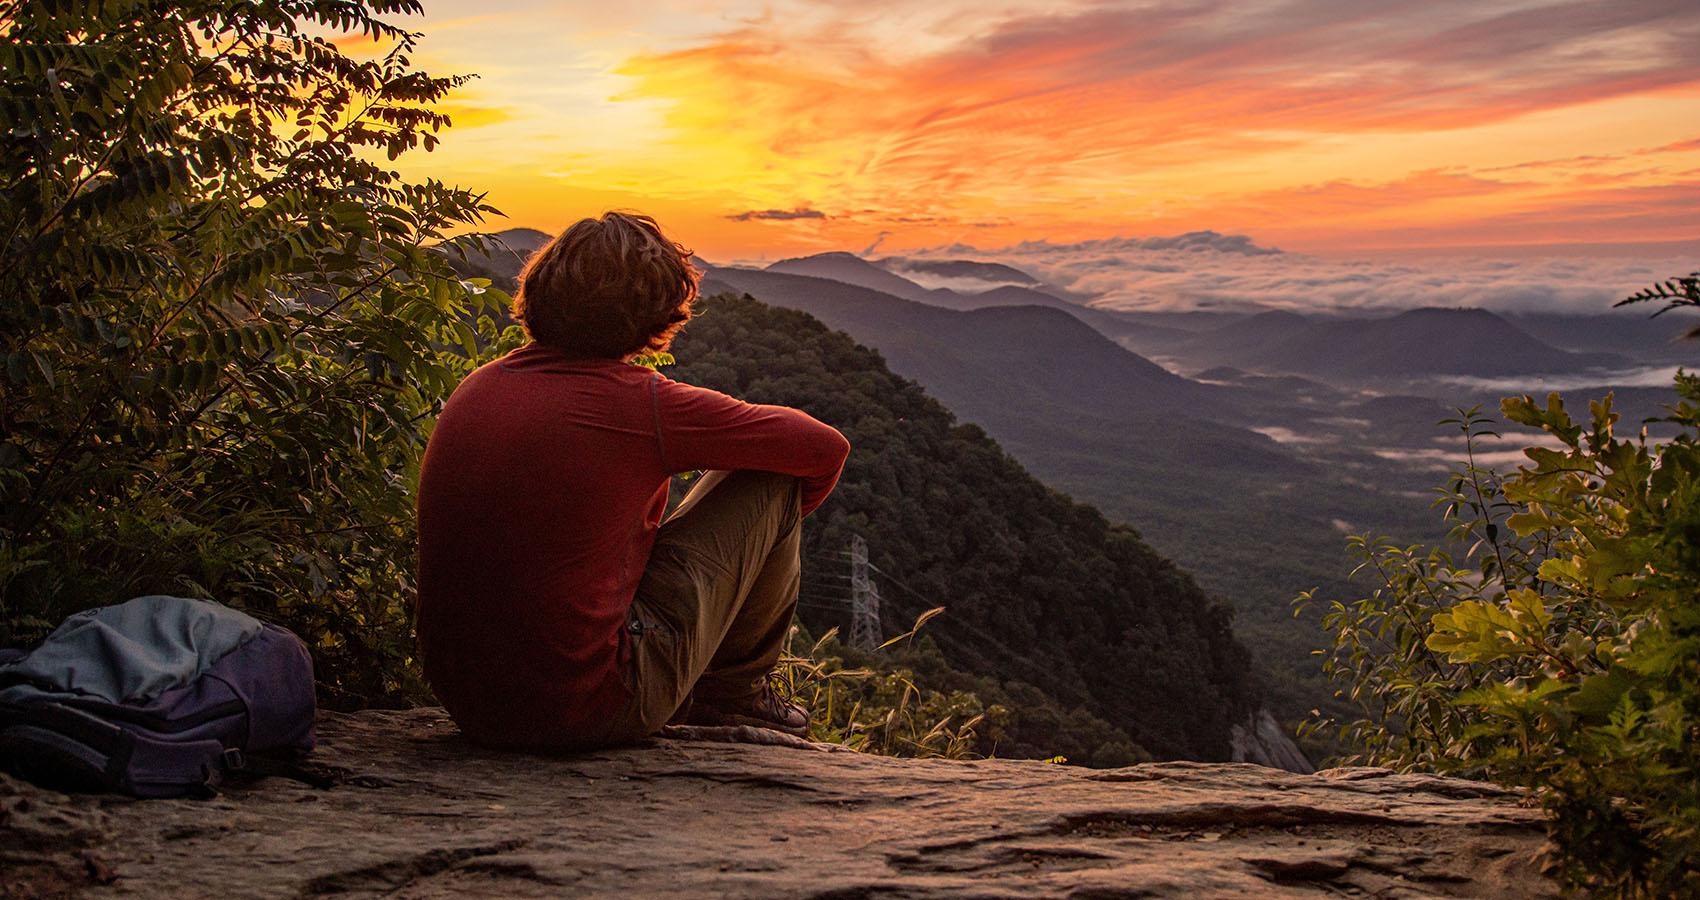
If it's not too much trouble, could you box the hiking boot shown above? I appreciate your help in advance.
[688,682,810,737]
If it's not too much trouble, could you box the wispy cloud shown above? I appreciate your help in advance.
[726,207,829,221]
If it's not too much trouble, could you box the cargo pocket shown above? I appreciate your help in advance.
[624,605,689,733]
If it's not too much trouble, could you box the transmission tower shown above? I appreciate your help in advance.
[848,534,883,650]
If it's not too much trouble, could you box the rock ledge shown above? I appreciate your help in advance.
[2,708,1557,898]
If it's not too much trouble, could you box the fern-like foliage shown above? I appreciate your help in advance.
[1615,271,1700,338]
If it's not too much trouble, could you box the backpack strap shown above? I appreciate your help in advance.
[120,727,230,798]
[0,700,228,799]
[0,723,115,793]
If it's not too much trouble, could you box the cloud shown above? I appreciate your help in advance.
[1477,136,1700,175]
[726,207,829,221]
[888,272,1035,293]
[1007,231,1284,257]
[905,233,1695,314]
[1438,365,1688,394]
[600,0,1699,254]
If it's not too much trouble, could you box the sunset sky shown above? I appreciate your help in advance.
[383,0,1699,266]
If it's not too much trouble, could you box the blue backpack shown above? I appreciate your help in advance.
[0,596,320,798]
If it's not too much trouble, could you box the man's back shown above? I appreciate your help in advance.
[416,346,670,746]
[415,342,848,747]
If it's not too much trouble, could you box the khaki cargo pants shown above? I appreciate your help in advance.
[593,469,802,745]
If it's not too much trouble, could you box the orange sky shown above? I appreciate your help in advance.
[380,0,1700,262]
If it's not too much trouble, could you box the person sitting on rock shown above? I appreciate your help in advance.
[414,211,850,750]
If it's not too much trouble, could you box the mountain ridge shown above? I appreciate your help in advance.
[1170,306,1628,378]
[766,252,942,303]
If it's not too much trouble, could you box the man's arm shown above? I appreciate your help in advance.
[651,374,851,514]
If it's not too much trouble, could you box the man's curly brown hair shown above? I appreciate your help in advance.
[512,211,701,359]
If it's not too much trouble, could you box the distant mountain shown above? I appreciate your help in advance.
[702,265,1251,424]
[766,252,941,303]
[494,226,552,255]
[1186,311,1312,358]
[1504,310,1699,363]
[973,284,1081,307]
[754,253,1190,352]
[1107,309,1262,334]
[1177,307,1627,378]
[446,227,550,283]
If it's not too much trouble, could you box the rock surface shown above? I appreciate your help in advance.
[2,708,1558,898]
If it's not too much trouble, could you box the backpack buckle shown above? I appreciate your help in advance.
[221,747,246,771]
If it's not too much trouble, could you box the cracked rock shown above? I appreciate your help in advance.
[0,708,1558,898]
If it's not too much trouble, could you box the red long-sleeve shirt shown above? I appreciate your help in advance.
[414,343,849,747]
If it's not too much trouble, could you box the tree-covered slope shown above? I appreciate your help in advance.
[666,293,1256,761]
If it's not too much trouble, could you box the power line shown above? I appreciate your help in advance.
[850,557,1081,696]
[799,538,1065,693]
[849,534,882,649]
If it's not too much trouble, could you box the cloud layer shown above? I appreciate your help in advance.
[905,235,1694,314]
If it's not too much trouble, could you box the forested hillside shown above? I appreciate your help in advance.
[665,293,1257,761]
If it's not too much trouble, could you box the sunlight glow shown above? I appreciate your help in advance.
[389,0,1700,261]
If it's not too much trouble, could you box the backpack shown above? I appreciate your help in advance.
[0,595,319,798]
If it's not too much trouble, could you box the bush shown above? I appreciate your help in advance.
[0,0,519,705]
[1301,382,1700,896]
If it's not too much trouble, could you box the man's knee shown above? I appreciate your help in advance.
[655,470,802,568]
[718,470,802,517]
[718,469,798,490]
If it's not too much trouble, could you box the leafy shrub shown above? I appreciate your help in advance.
[0,0,518,705]
[1301,383,1700,896]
